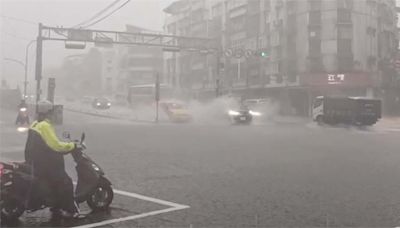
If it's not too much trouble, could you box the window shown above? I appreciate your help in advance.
[338,26,353,39]
[309,0,321,11]
[309,29,321,39]
[338,39,352,55]
[275,74,283,83]
[309,11,321,26]
[337,55,353,71]
[309,39,321,56]
[287,59,297,81]
[338,9,351,24]
[337,0,353,9]
[287,0,297,14]
[308,57,323,72]
[288,15,297,34]
[212,3,222,17]
[366,27,376,37]
[264,0,271,11]
[265,75,271,84]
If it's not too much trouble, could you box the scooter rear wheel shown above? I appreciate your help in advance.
[86,182,113,211]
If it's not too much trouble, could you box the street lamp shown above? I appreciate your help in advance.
[3,40,36,100]
[3,57,25,97]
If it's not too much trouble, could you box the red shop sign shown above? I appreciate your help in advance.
[300,72,373,87]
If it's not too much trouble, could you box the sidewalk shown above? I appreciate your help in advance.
[377,117,400,128]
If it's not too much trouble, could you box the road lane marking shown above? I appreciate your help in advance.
[72,188,189,228]
[113,189,188,209]
[72,205,189,228]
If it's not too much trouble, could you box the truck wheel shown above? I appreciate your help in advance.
[316,116,324,125]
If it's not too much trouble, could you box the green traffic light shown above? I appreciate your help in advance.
[261,52,267,57]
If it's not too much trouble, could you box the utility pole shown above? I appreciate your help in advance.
[3,58,25,96]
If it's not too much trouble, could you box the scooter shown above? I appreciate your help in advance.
[15,107,30,126]
[0,133,114,221]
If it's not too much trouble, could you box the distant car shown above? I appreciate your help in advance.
[243,98,269,115]
[92,97,111,110]
[228,104,261,124]
[160,101,192,123]
[243,98,269,106]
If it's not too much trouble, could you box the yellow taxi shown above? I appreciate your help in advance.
[160,101,192,123]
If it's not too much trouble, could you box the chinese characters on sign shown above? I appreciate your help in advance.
[328,74,345,84]
[300,72,372,87]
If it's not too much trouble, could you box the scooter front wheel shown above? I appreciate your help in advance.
[86,181,113,211]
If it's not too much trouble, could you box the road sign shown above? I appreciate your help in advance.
[224,49,233,57]
[65,41,86,49]
[245,50,253,58]
[95,37,113,48]
[234,49,244,58]
[68,29,93,41]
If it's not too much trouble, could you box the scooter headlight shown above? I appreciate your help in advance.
[20,107,27,112]
[96,102,101,106]
[228,110,240,116]
[107,102,111,106]
[17,127,28,132]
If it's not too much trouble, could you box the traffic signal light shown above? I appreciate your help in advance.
[256,49,269,58]
[260,51,268,57]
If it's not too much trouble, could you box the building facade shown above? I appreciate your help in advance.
[99,25,164,103]
[164,0,398,115]
[164,0,215,91]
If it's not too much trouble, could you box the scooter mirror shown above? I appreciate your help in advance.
[81,133,85,143]
[63,131,71,139]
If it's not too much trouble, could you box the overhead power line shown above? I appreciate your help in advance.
[0,15,37,25]
[72,0,123,28]
[3,32,34,41]
[82,0,131,28]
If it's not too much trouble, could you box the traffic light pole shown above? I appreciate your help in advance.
[237,58,241,81]
[32,23,217,115]
[35,23,43,114]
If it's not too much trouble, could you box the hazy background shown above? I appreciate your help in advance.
[2,0,400,91]
[0,0,173,89]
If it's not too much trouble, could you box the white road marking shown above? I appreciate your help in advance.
[68,185,189,228]
[72,206,189,228]
[113,189,189,209]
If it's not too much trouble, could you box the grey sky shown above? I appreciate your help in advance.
[1,0,173,88]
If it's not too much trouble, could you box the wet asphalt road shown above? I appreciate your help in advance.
[1,108,400,227]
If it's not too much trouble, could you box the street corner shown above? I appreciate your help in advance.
[1,187,190,228]
[376,117,400,132]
